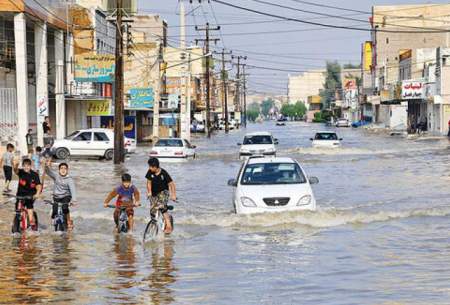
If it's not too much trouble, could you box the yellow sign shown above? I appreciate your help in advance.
[74,52,115,82]
[363,41,372,71]
[86,100,111,116]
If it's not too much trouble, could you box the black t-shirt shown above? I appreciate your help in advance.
[145,169,173,195]
[43,122,50,134]
[17,169,41,197]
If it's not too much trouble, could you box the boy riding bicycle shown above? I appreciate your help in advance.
[45,159,77,230]
[104,174,140,231]
[145,158,176,234]
[13,158,42,230]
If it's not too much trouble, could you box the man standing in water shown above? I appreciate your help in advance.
[145,157,176,233]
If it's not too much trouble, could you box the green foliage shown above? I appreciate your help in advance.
[281,101,307,119]
[343,63,361,69]
[312,110,332,123]
[246,109,259,122]
[320,61,342,109]
[260,98,274,116]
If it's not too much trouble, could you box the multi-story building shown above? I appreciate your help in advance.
[0,0,70,154]
[288,70,325,108]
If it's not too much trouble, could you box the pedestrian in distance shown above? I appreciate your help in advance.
[45,159,77,230]
[31,146,43,175]
[104,174,141,232]
[1,143,15,193]
[43,116,53,146]
[447,119,450,137]
[26,129,33,152]
[146,157,176,234]
[13,158,42,230]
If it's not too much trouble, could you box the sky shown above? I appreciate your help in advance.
[140,0,450,95]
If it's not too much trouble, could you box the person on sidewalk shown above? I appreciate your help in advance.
[43,116,53,146]
[26,129,33,152]
[1,143,15,193]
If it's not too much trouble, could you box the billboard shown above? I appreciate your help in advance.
[86,100,111,116]
[402,80,424,100]
[74,53,115,82]
[127,88,154,109]
[343,78,358,109]
[363,41,372,71]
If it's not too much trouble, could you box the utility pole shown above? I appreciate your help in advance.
[195,23,220,138]
[243,64,248,127]
[113,0,124,164]
[215,49,232,133]
[232,55,246,127]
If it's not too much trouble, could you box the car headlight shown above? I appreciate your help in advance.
[297,195,312,206]
[240,197,257,207]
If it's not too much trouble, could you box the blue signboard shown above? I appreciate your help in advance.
[128,88,154,109]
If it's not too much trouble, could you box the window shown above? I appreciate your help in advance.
[243,135,273,145]
[73,132,92,141]
[94,132,109,141]
[155,139,183,147]
[65,130,79,140]
[241,163,306,185]
[314,133,338,140]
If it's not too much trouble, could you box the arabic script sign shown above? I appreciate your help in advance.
[402,80,424,100]
[86,100,111,116]
[127,88,154,109]
[75,53,115,83]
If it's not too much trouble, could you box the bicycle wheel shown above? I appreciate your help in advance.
[11,215,20,234]
[143,220,158,242]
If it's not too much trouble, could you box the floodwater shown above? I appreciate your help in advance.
[1,122,450,304]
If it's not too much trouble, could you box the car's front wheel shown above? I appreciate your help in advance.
[55,148,70,159]
[104,149,113,160]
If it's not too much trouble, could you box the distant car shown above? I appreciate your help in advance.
[351,120,370,128]
[238,132,278,158]
[336,118,351,127]
[150,138,196,159]
[51,128,136,160]
[219,120,235,130]
[227,156,318,214]
[310,131,342,148]
[191,122,205,133]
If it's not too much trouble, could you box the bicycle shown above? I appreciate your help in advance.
[6,195,39,234]
[143,200,174,242]
[107,205,129,233]
[43,199,71,232]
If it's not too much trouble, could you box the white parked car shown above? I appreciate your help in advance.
[219,120,235,130]
[336,118,351,127]
[150,138,196,159]
[238,132,278,158]
[52,128,136,160]
[310,131,342,148]
[228,157,318,214]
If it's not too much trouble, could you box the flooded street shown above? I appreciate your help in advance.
[2,122,450,304]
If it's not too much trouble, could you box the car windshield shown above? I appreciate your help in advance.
[243,135,273,145]
[315,133,338,140]
[241,162,307,185]
[64,131,79,140]
[155,139,183,147]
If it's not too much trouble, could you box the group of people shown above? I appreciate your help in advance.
[1,140,176,234]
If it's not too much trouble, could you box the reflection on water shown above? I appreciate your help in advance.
[143,240,177,305]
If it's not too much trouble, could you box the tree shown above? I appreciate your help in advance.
[260,98,274,117]
[320,61,341,109]
[246,102,260,122]
[281,101,307,120]
[343,63,361,69]
[280,103,295,117]
[293,101,307,118]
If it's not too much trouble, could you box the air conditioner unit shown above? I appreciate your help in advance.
[106,0,137,15]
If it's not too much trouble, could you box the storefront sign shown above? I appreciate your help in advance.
[75,53,115,83]
[402,80,424,100]
[363,41,372,71]
[128,88,154,109]
[86,100,111,116]
[343,78,358,109]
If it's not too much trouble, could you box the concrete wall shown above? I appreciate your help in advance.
[288,70,325,107]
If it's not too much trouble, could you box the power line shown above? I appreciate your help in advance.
[212,0,450,33]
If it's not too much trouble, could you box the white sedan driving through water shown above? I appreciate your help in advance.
[238,132,278,158]
[228,157,318,214]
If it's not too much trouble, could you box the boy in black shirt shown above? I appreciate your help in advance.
[145,157,176,233]
[13,158,42,230]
